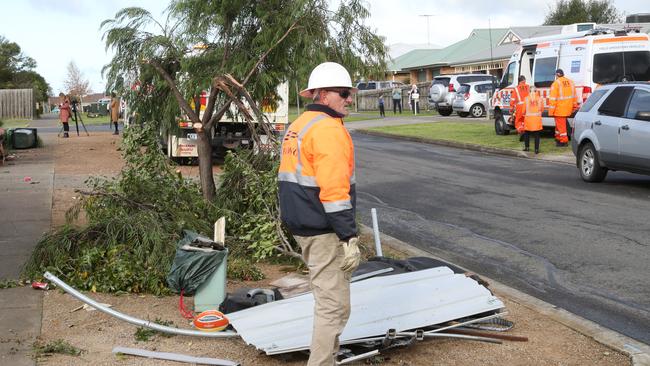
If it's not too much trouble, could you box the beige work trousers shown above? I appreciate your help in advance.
[295,233,352,366]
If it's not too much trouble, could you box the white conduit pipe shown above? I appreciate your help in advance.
[371,208,383,257]
[44,272,239,338]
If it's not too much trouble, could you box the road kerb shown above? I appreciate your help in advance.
[356,129,576,165]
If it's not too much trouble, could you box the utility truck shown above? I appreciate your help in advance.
[166,82,289,163]
[491,23,650,135]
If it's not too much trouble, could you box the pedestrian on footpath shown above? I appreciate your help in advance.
[378,94,385,117]
[278,61,361,366]
[509,75,530,141]
[548,69,577,147]
[392,85,402,114]
[522,88,543,154]
[409,84,420,114]
[110,92,120,135]
[58,93,71,138]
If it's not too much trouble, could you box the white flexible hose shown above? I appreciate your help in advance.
[44,272,239,338]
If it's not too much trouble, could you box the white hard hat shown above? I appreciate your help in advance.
[299,62,357,98]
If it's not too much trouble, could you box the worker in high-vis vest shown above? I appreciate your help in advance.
[548,68,578,147]
[278,62,360,366]
[522,89,543,154]
[509,75,530,138]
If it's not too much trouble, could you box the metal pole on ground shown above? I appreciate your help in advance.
[371,208,383,257]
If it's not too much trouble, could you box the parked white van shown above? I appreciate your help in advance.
[491,24,650,135]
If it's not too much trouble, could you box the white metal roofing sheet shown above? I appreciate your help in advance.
[226,266,504,355]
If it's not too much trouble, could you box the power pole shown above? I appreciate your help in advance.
[419,14,436,45]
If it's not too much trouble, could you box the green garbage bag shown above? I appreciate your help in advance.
[166,230,227,296]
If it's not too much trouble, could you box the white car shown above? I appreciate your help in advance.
[451,81,495,118]
[428,74,496,116]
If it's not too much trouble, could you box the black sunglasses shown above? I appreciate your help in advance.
[326,89,352,99]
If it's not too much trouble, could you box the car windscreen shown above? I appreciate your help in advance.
[534,57,558,88]
[457,84,470,94]
[593,51,650,84]
[432,78,450,87]
[501,62,516,87]
[580,89,608,112]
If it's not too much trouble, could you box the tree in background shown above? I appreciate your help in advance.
[0,36,51,114]
[63,61,91,97]
[544,0,622,25]
[102,0,387,202]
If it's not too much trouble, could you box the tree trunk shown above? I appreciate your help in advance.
[197,130,216,201]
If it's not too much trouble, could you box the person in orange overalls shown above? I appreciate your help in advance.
[509,75,530,140]
[521,89,543,154]
[549,69,578,147]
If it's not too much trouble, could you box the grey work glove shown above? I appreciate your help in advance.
[340,237,361,273]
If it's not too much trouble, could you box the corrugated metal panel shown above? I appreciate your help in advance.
[227,267,504,355]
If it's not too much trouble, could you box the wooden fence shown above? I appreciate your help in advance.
[0,89,34,120]
[355,82,430,112]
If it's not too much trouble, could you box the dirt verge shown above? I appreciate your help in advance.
[36,131,629,365]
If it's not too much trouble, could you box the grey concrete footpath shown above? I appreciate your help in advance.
[359,225,650,366]
[0,131,56,365]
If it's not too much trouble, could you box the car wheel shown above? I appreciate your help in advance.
[438,108,452,116]
[458,112,469,117]
[494,114,510,135]
[470,104,485,118]
[578,142,607,182]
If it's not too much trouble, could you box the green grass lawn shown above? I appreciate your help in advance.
[366,121,570,155]
[0,119,30,129]
[288,106,438,123]
[75,114,113,126]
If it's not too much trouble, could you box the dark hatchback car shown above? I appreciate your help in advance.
[572,82,650,182]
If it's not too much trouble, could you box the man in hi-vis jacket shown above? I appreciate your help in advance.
[549,69,578,147]
[278,62,361,366]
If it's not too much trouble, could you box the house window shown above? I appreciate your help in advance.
[418,70,426,82]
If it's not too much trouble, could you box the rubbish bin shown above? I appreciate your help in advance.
[11,128,38,149]
[167,230,228,312]
[193,251,228,312]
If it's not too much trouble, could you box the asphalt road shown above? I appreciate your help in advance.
[352,131,650,345]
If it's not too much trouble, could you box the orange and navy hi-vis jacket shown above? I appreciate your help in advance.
[278,104,357,240]
[509,82,530,118]
[549,76,578,117]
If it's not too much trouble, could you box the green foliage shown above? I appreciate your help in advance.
[134,318,176,341]
[22,124,222,295]
[0,36,51,101]
[22,123,280,295]
[33,339,84,358]
[227,257,265,281]
[543,0,622,25]
[0,279,22,289]
[216,149,289,260]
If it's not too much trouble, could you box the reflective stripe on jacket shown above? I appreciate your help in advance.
[278,104,357,240]
[549,76,577,117]
[523,91,543,132]
[510,82,530,119]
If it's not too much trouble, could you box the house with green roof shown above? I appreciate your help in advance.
[386,23,650,85]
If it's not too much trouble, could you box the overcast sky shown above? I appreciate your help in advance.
[1,0,646,95]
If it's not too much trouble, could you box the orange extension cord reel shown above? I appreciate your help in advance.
[193,310,229,332]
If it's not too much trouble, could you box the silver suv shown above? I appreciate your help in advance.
[452,81,495,118]
[429,74,496,116]
[572,82,650,182]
